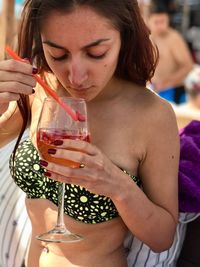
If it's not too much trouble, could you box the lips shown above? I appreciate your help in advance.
[69,86,92,94]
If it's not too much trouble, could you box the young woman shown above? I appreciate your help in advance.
[0,1,180,266]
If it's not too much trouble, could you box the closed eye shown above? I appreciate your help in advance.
[87,53,107,60]
[51,52,107,61]
[51,54,68,61]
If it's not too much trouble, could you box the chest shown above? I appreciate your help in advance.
[153,38,178,77]
[30,94,145,175]
[153,36,174,60]
[87,101,145,174]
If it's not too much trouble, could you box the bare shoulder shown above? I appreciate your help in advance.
[134,86,175,113]
[148,90,176,120]
[133,87,178,134]
[150,90,177,125]
[168,28,187,44]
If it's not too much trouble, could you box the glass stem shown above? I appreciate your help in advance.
[56,182,66,230]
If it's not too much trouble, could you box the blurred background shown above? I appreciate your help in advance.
[139,0,200,64]
[0,0,24,59]
[2,0,200,63]
[0,0,200,62]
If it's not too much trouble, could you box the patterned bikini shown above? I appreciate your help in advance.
[10,139,141,224]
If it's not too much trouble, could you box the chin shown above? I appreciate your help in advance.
[69,93,92,102]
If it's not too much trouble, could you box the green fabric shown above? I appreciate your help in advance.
[9,139,141,224]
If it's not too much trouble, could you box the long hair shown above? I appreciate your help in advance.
[14,0,158,152]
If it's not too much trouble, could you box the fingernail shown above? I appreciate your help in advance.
[32,89,35,94]
[44,171,51,177]
[48,148,56,155]
[53,140,63,146]
[39,160,48,167]
[32,67,38,74]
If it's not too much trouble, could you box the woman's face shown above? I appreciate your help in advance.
[40,6,121,101]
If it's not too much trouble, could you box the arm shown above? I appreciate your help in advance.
[40,96,179,252]
[0,102,23,148]
[165,31,193,88]
[0,94,35,148]
[0,59,36,147]
[153,31,193,91]
[112,99,179,252]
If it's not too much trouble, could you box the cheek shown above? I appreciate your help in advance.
[100,60,116,79]
[45,61,66,80]
[104,52,119,71]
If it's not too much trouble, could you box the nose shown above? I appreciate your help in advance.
[68,60,88,88]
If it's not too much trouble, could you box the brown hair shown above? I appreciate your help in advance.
[14,0,158,152]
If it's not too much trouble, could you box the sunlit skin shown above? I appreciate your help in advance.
[0,5,180,267]
[148,12,193,92]
[41,7,121,102]
[28,7,130,267]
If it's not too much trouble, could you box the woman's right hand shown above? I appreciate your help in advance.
[0,59,36,115]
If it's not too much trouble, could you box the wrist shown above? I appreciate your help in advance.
[111,175,136,204]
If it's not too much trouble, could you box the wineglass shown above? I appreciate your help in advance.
[36,96,89,243]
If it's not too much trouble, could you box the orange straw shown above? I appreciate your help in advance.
[5,46,78,121]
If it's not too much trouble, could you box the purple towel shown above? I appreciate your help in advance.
[179,120,200,212]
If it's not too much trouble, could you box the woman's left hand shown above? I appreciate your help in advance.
[40,139,122,198]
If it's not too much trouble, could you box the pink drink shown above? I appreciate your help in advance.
[37,128,90,168]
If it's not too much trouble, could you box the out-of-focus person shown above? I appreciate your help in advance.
[151,0,177,16]
[174,64,200,129]
[147,4,193,104]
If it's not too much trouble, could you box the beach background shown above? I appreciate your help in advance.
[0,0,24,17]
[0,0,24,59]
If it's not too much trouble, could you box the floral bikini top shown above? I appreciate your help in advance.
[9,139,141,224]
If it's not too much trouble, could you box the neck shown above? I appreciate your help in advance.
[90,77,125,104]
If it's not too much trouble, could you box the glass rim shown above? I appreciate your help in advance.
[44,96,86,103]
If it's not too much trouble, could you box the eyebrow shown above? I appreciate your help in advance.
[42,38,110,50]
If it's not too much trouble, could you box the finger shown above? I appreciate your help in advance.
[0,81,34,95]
[43,165,102,196]
[48,148,96,167]
[40,159,89,179]
[44,170,84,186]
[53,139,98,156]
[0,92,20,102]
[0,59,33,75]
[0,70,36,87]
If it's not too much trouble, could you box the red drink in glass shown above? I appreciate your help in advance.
[37,128,90,168]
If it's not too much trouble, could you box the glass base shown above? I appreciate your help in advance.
[36,228,83,243]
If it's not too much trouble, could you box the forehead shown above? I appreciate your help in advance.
[150,13,168,21]
[40,6,118,46]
